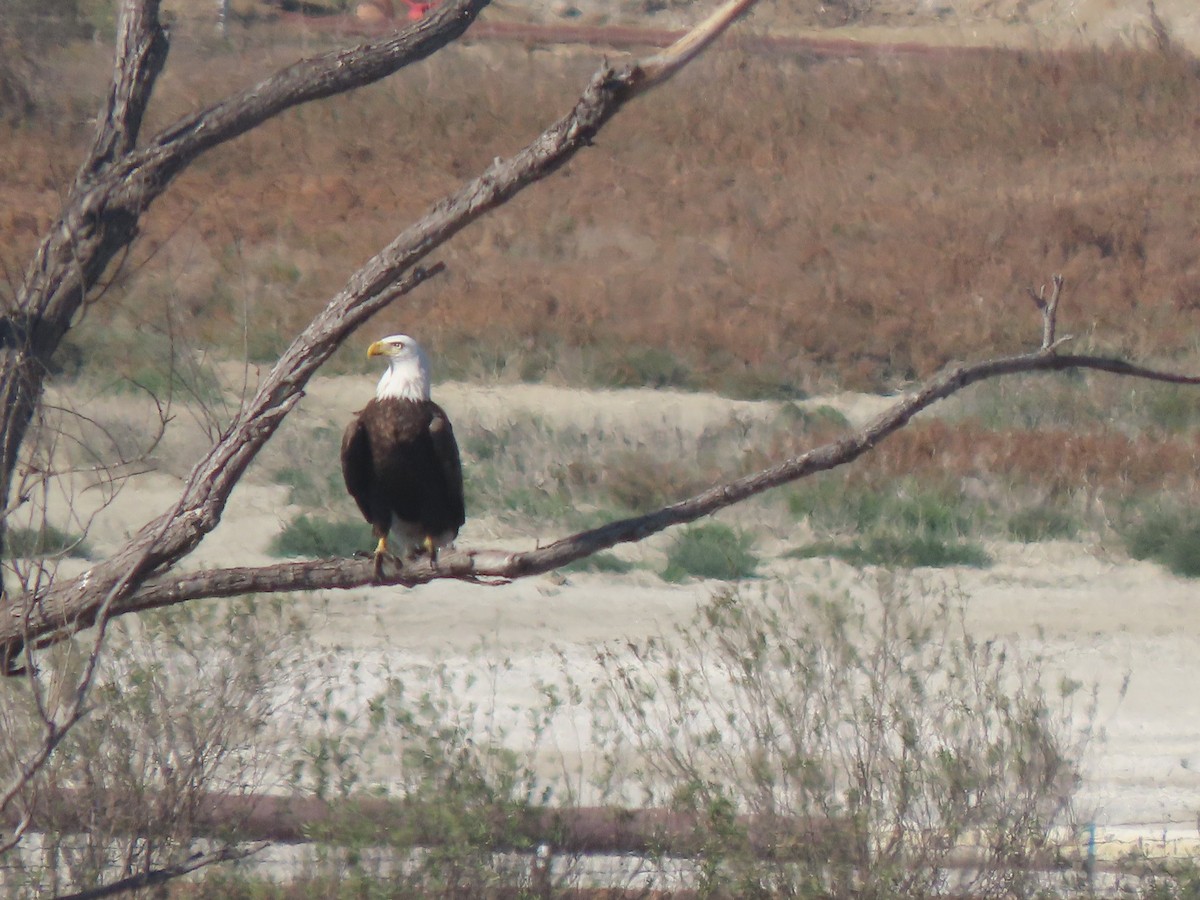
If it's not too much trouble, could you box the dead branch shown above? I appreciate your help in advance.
[4,325,1199,656]
[1027,273,1066,350]
[0,787,1108,875]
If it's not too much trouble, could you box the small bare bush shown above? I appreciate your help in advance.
[0,599,303,896]
[596,579,1089,897]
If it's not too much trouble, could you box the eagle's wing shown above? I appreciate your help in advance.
[340,413,375,524]
[428,404,466,526]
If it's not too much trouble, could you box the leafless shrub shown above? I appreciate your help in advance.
[595,578,1090,897]
[0,599,302,896]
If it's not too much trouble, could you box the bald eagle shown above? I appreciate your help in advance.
[341,334,465,578]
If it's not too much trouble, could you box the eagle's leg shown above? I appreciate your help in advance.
[372,535,388,582]
[423,535,439,569]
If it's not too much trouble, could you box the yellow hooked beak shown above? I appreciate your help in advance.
[367,341,386,358]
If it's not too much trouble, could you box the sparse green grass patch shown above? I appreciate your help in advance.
[269,514,365,559]
[662,522,758,582]
[1142,383,1200,434]
[269,425,348,509]
[6,524,91,559]
[1123,505,1200,578]
[788,475,984,539]
[589,344,695,391]
[561,552,636,575]
[272,463,344,508]
[1006,504,1080,543]
[789,535,991,569]
[787,475,995,568]
[781,402,850,432]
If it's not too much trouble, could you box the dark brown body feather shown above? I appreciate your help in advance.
[341,397,465,554]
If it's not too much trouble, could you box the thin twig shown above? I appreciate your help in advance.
[1147,0,1171,54]
[0,466,207,847]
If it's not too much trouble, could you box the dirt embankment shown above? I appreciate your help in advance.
[269,0,1200,51]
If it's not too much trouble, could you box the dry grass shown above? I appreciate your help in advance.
[7,34,1200,387]
[859,419,1200,497]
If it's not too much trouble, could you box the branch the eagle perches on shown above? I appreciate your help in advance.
[6,276,1200,670]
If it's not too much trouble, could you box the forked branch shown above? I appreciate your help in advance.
[1027,273,1066,350]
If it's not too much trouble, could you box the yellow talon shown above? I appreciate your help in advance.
[372,536,388,581]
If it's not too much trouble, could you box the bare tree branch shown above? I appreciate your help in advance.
[5,331,1200,656]
[1027,273,1065,350]
[0,465,214,855]
[9,788,847,863]
[88,0,169,169]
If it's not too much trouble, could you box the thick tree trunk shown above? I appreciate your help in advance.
[0,350,42,592]
[0,1,169,606]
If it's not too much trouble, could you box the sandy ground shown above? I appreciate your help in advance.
[34,376,1200,862]
[487,0,1200,51]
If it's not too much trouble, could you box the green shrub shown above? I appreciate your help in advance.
[269,515,365,559]
[782,402,849,431]
[1124,507,1200,578]
[715,368,807,401]
[1006,504,1080,543]
[662,523,758,582]
[6,524,91,559]
[0,598,302,896]
[788,476,981,539]
[592,344,694,390]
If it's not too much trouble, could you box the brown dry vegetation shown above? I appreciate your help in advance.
[6,29,1200,385]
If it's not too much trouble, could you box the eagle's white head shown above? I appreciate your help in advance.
[369,334,431,402]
